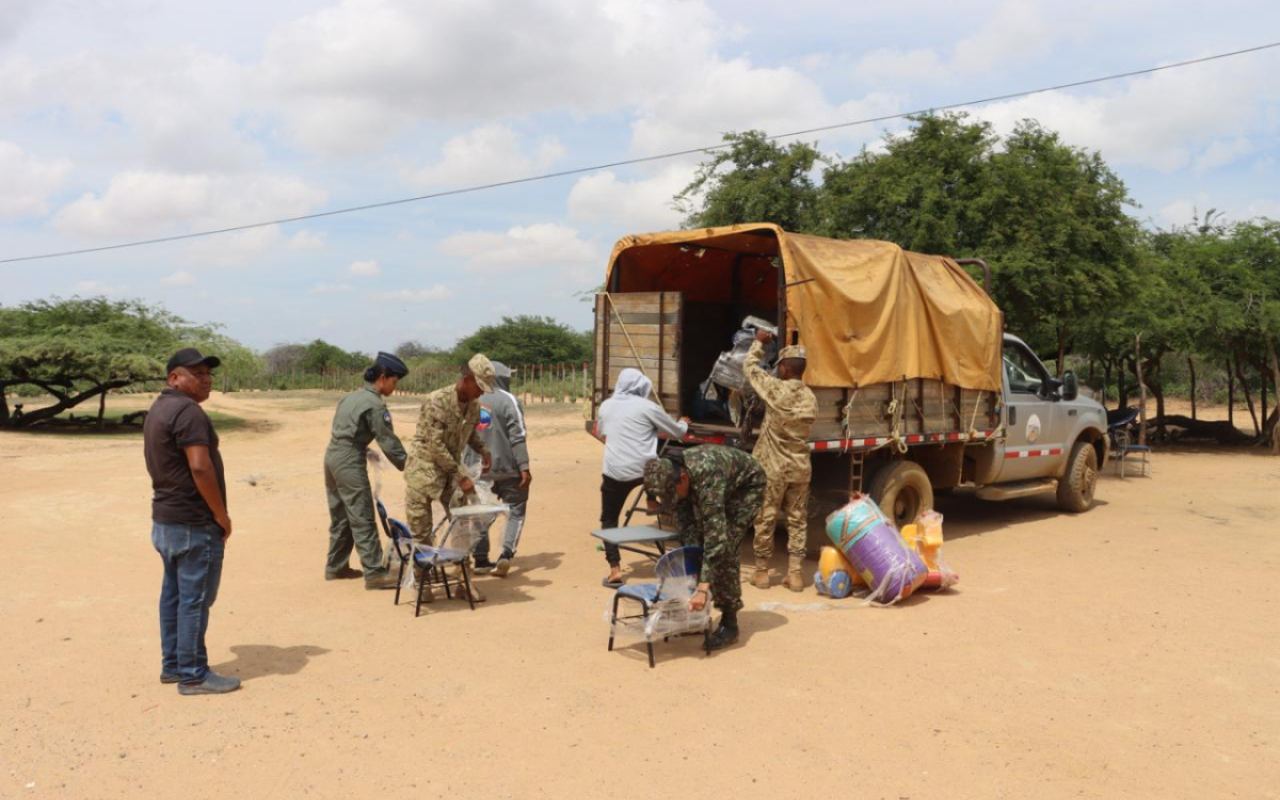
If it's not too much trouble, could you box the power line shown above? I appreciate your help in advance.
[5,40,1279,265]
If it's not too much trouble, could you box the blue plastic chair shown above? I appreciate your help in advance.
[607,545,710,667]
[376,500,477,615]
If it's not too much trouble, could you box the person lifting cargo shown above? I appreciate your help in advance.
[743,329,817,591]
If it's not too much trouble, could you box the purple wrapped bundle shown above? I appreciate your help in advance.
[845,521,928,604]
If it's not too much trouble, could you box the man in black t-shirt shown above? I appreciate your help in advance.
[143,348,240,695]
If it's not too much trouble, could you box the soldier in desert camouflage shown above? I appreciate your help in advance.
[744,330,817,592]
[404,354,495,602]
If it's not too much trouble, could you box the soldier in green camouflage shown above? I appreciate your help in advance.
[744,329,817,592]
[324,352,409,590]
[644,445,766,651]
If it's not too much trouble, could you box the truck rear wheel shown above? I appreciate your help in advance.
[867,460,934,529]
[1056,440,1098,513]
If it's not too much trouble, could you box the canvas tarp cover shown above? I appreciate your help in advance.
[605,224,1003,392]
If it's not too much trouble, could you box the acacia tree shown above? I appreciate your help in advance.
[676,131,823,231]
[453,315,591,366]
[0,297,247,428]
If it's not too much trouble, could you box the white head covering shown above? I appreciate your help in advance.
[613,368,652,399]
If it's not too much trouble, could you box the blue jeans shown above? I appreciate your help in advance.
[152,522,225,683]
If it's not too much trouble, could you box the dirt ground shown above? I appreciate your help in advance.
[1,392,1277,799]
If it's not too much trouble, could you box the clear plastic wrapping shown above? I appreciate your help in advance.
[824,494,928,606]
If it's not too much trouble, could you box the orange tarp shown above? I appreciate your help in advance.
[604,224,1003,392]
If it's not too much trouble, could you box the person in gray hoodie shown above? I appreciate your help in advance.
[472,361,531,576]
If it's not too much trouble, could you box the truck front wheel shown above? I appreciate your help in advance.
[1056,440,1098,513]
[867,460,934,528]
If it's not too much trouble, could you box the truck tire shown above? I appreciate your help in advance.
[867,460,934,529]
[1056,440,1098,513]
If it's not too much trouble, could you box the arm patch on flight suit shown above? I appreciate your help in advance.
[383,408,393,425]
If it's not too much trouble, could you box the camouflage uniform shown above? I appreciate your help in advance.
[324,384,407,579]
[404,386,490,544]
[744,340,817,559]
[665,446,767,613]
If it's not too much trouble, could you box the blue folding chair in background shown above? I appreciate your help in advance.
[607,545,711,668]
[1106,406,1151,477]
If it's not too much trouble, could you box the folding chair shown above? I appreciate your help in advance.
[607,546,711,668]
[375,499,479,615]
[1106,407,1151,477]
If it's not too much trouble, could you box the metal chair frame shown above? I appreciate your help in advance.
[607,545,711,668]
[376,500,477,615]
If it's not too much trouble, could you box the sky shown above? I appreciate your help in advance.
[2,0,1279,354]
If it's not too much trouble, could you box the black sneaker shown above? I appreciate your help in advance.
[472,557,496,574]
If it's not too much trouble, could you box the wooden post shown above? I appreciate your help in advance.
[1135,334,1147,447]
[1187,357,1197,421]
[1227,357,1235,428]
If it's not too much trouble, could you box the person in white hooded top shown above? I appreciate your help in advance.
[596,368,689,587]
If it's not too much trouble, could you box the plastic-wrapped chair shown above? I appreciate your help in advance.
[375,499,481,615]
[607,546,711,668]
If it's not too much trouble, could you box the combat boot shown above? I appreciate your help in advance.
[784,555,805,592]
[750,557,771,589]
[706,611,739,652]
[364,570,399,590]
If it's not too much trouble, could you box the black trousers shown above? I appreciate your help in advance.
[599,475,645,567]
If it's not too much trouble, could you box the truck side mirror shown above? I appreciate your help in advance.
[1061,371,1079,402]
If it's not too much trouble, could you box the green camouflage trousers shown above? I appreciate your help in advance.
[700,477,766,614]
[753,475,810,559]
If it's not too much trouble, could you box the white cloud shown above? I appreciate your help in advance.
[259,0,723,154]
[567,165,691,232]
[0,140,72,218]
[311,282,353,293]
[349,259,381,277]
[851,1,1082,85]
[0,48,260,172]
[72,280,126,296]
[288,230,327,250]
[1246,199,1280,220]
[370,285,454,301]
[969,57,1280,173]
[53,171,326,238]
[1194,138,1253,173]
[439,223,599,276]
[161,271,197,286]
[627,56,903,156]
[182,226,284,268]
[403,123,564,188]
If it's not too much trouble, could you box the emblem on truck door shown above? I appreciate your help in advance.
[1026,413,1042,444]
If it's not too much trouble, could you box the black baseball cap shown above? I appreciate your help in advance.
[166,347,222,375]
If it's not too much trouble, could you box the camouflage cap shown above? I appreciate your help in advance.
[468,353,496,393]
[643,457,679,505]
[778,345,807,361]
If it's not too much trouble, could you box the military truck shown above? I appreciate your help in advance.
[586,224,1108,540]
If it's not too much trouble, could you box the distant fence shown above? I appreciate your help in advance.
[219,362,594,404]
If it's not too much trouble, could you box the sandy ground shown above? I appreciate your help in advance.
[1,392,1277,799]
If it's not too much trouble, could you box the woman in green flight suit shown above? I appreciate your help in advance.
[324,352,410,589]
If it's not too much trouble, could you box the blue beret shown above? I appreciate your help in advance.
[375,351,409,377]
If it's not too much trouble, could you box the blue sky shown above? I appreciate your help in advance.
[2,0,1278,354]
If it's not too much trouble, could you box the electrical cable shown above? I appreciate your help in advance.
[3,40,1278,265]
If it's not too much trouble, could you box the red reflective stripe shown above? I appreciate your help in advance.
[906,434,923,443]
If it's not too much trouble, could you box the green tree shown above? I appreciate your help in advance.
[0,296,241,428]
[676,130,823,231]
[453,316,592,366]
[818,113,997,252]
[299,339,367,374]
